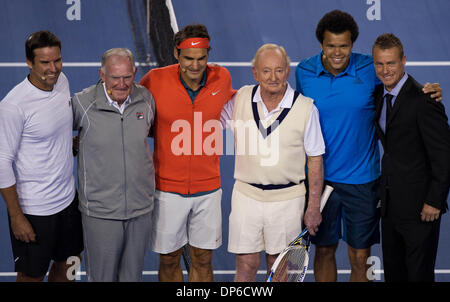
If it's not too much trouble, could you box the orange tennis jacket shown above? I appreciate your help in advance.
[140,64,235,195]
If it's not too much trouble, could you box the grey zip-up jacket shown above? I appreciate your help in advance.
[72,81,155,220]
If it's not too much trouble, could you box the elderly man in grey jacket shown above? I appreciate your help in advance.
[72,48,155,281]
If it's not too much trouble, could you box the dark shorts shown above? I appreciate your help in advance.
[9,193,84,278]
[311,179,381,249]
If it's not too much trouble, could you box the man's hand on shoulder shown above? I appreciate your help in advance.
[422,82,442,102]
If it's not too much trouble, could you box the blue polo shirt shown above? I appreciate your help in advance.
[295,52,381,184]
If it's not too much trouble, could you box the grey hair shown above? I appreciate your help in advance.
[251,43,291,69]
[100,48,136,73]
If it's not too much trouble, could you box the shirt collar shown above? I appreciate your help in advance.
[315,52,326,76]
[316,51,356,77]
[383,72,408,98]
[102,83,131,108]
[180,68,207,92]
[253,82,294,112]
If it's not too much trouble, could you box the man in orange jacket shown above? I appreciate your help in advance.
[140,23,235,282]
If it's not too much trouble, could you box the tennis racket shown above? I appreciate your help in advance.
[266,185,333,282]
[181,244,191,273]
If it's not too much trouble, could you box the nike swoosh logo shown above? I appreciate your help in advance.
[212,90,221,96]
[191,42,201,46]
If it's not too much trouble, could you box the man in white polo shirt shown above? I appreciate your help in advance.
[221,44,325,281]
[0,31,83,282]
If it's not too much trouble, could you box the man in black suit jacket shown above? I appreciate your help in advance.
[372,33,450,282]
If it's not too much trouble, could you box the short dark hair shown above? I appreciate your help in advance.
[174,23,211,54]
[372,33,404,59]
[25,30,61,63]
[315,10,359,44]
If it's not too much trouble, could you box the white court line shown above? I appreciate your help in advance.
[1,269,450,277]
[1,61,450,68]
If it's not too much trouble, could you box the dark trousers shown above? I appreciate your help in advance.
[381,213,441,282]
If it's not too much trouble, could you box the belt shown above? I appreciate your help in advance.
[248,180,304,190]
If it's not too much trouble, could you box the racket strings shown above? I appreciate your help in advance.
[271,245,308,282]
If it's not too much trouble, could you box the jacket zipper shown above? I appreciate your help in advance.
[121,114,128,218]
[188,102,195,195]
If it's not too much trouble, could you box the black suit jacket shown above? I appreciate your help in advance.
[374,75,450,221]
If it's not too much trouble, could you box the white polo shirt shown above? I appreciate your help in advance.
[0,73,75,215]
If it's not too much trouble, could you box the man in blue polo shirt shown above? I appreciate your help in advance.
[295,10,442,282]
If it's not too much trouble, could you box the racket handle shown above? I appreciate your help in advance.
[319,185,334,213]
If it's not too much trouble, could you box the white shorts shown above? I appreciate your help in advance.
[150,189,222,254]
[227,187,305,255]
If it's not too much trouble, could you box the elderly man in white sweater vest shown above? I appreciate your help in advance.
[221,44,325,281]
